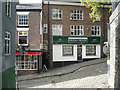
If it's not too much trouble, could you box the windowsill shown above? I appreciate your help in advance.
[52,35,63,36]
[70,35,84,36]
[18,44,28,47]
[52,18,63,20]
[63,55,74,57]
[17,26,29,28]
[5,54,11,56]
[86,55,97,56]
[17,69,38,70]
[91,20,100,22]
[70,19,84,21]
[18,25,29,27]
[95,21,100,22]
[91,35,101,37]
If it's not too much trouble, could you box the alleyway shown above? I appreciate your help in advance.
[18,60,108,88]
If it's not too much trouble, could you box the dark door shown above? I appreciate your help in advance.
[77,45,83,61]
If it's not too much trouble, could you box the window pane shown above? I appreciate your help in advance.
[16,55,38,70]
[70,10,83,20]
[19,36,27,44]
[52,9,62,19]
[86,45,96,56]
[71,25,84,36]
[18,15,28,26]
[63,45,73,56]
[91,26,101,36]
[5,32,11,55]
[52,24,62,36]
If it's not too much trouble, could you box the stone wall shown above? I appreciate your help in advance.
[109,2,120,88]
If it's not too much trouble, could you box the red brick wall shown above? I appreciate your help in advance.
[42,4,111,68]
[17,70,37,76]
[16,12,40,50]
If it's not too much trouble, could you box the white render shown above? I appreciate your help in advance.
[82,45,101,59]
[53,45,77,62]
[53,44,101,62]
[17,12,30,15]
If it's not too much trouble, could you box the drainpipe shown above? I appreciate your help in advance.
[48,1,50,68]
[102,4,105,58]
[48,1,53,68]
[38,9,43,73]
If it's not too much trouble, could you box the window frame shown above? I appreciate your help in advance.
[5,31,11,55]
[86,45,96,56]
[62,45,74,56]
[18,31,28,46]
[5,0,11,17]
[52,9,63,20]
[70,10,83,20]
[52,24,62,36]
[18,15,29,26]
[91,26,101,36]
[16,55,38,70]
[70,25,84,36]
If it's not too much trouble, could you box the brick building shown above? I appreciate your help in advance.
[16,4,43,75]
[42,0,111,68]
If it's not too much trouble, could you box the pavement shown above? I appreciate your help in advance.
[18,58,107,82]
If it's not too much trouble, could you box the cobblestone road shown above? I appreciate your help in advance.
[19,62,108,88]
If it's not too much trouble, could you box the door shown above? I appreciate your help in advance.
[77,45,83,61]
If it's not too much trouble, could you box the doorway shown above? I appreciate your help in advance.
[77,45,83,61]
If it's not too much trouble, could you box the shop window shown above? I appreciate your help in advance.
[5,0,11,17]
[91,26,101,36]
[5,31,11,55]
[18,31,28,46]
[63,45,73,56]
[52,24,62,35]
[70,10,83,20]
[71,25,84,36]
[86,45,96,56]
[52,9,62,19]
[18,15,28,26]
[16,55,38,70]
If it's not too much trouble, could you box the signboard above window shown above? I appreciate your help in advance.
[53,36,101,44]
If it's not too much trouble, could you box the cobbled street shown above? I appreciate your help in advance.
[18,62,108,88]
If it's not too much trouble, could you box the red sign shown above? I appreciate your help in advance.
[16,52,42,55]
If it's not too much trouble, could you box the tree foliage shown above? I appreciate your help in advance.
[80,0,112,22]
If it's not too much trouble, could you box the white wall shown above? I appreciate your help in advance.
[53,44,101,62]
[53,45,77,62]
[82,45,101,59]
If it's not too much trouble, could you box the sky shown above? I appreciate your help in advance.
[19,0,42,3]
